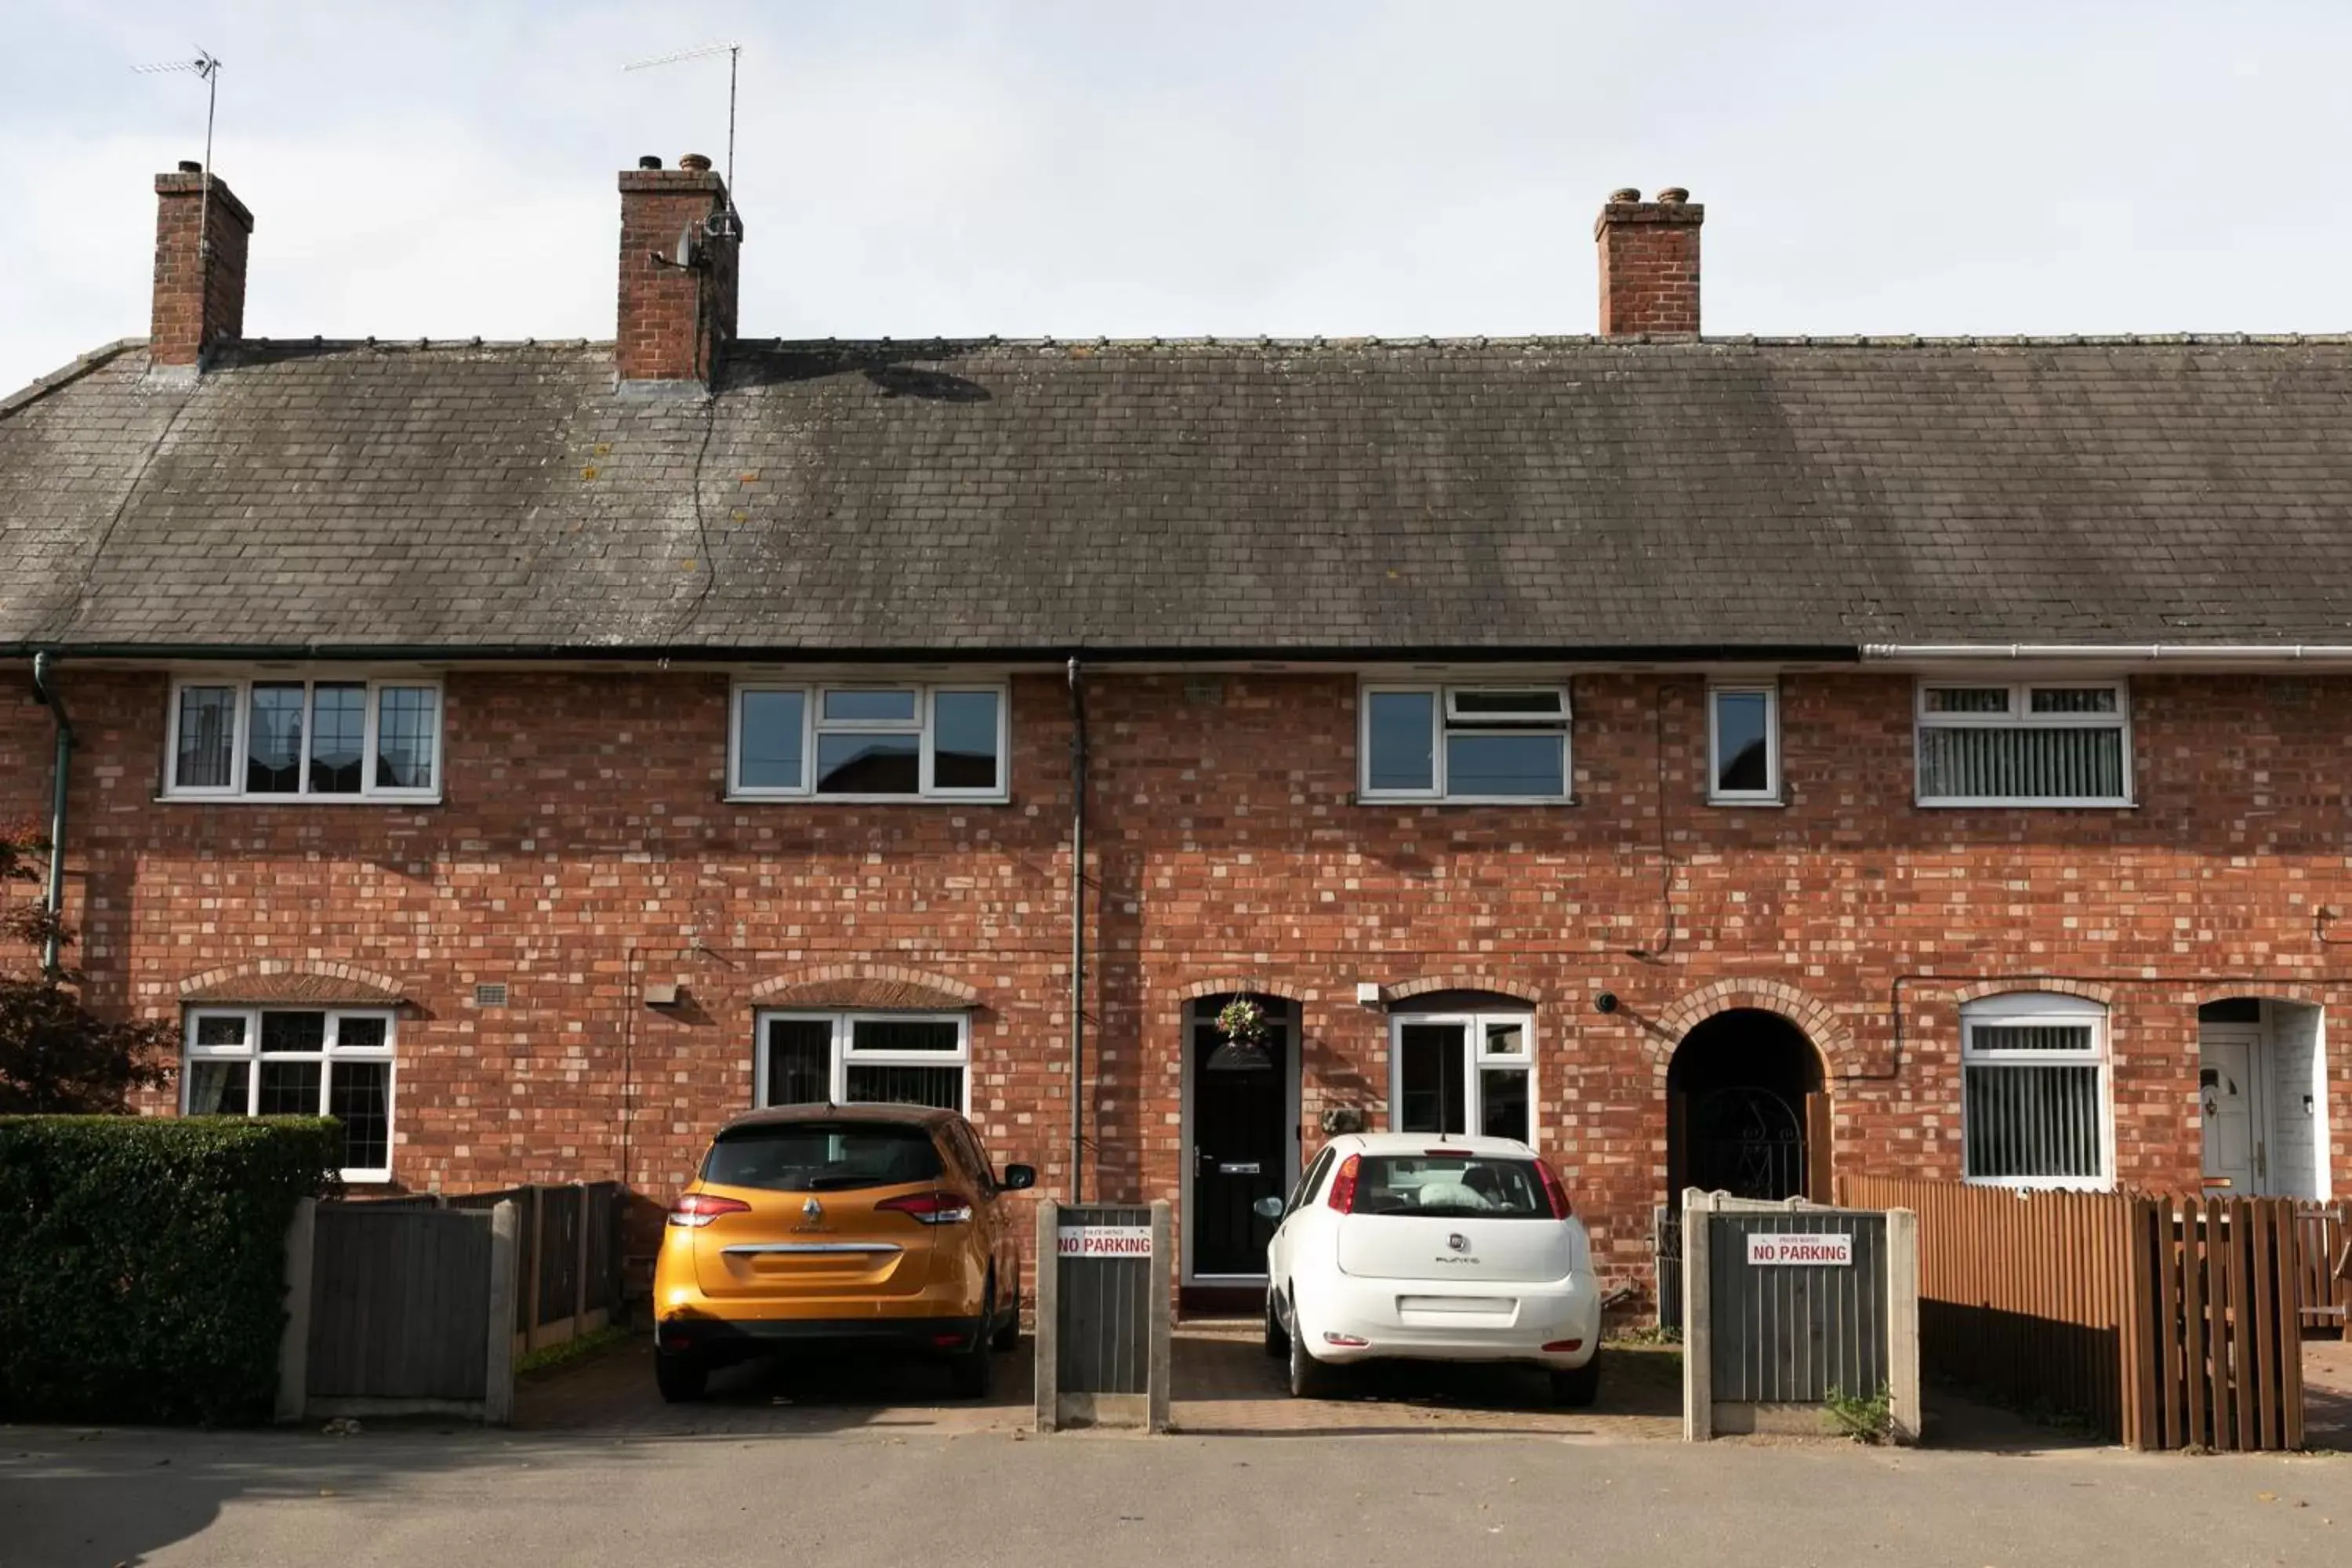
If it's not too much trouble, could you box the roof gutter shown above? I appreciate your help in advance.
[5,641,1864,666]
[27,652,72,977]
[1864,643,2352,666]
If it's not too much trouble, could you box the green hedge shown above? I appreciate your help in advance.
[0,1116,339,1425]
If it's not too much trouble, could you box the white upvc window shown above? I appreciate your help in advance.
[730,683,1009,801]
[1915,681,2132,807]
[1359,684,1570,803]
[1388,1011,1536,1144]
[1960,993,2113,1190]
[165,674,442,802]
[180,1007,397,1181]
[1708,683,1780,804]
[754,1011,971,1113]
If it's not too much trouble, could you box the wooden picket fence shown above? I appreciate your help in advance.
[1838,1175,2310,1450]
[2292,1204,2349,1334]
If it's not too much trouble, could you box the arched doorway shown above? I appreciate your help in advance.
[1666,1009,1829,1203]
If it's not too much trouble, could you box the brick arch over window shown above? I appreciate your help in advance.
[748,964,981,1012]
[178,961,406,1007]
[1950,977,2117,1007]
[1647,979,1849,1083]
[1385,975,1542,1007]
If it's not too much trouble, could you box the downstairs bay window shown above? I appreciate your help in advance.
[755,1012,971,1113]
[1960,993,2112,1189]
[1389,1011,1534,1143]
[181,1007,396,1181]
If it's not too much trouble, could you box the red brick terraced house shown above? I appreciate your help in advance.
[5,160,2350,1310]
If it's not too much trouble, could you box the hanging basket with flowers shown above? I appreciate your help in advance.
[1207,996,1273,1071]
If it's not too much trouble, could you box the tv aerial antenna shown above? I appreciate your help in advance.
[133,50,225,258]
[624,42,743,241]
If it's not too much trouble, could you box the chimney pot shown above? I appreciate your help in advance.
[637,154,663,170]
[1593,185,1703,338]
[1609,187,1641,203]
[176,159,203,174]
[678,152,713,172]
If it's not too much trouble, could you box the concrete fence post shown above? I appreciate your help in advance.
[1148,1200,1173,1435]
[1033,1199,1060,1433]
[484,1200,519,1426]
[1681,1188,1714,1442]
[1886,1207,1922,1445]
[273,1196,317,1425]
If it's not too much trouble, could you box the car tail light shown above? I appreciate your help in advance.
[1535,1159,1573,1220]
[1325,1153,1362,1214]
[667,1192,751,1229]
[877,1191,975,1226]
[1543,1338,1584,1353]
[1323,1331,1370,1348]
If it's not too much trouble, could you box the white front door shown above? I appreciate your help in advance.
[2198,1031,2259,1193]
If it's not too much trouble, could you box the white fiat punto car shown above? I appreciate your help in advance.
[1256,1131,1603,1404]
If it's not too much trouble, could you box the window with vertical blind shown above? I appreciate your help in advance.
[754,1012,970,1113]
[165,675,441,801]
[1960,993,2112,1189]
[180,1007,397,1181]
[1915,681,2131,806]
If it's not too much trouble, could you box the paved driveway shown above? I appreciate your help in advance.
[516,1323,1685,1439]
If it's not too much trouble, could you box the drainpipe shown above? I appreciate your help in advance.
[1067,657,1088,1203]
[28,652,72,978]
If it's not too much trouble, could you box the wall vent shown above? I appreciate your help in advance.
[474,982,509,1008]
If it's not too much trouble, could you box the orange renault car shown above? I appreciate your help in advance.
[652,1102,1035,1401]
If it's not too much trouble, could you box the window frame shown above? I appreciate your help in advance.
[1359,681,1573,804]
[728,681,1011,803]
[1914,679,2133,808]
[752,1010,973,1114]
[162,673,445,804]
[1385,1010,1538,1144]
[1958,992,2114,1192]
[180,1005,398,1182]
[1707,682,1782,804]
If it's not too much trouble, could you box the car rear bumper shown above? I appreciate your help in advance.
[655,1314,989,1361]
[1295,1272,1601,1369]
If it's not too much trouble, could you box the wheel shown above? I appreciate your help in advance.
[989,1276,1021,1353]
[1286,1308,1334,1399]
[1262,1290,1290,1359]
[950,1287,998,1399]
[1549,1356,1602,1408]
[654,1351,707,1404]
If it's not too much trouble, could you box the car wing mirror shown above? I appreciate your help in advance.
[1000,1163,1037,1191]
[1252,1196,1286,1220]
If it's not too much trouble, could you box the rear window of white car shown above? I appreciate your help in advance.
[1351,1155,1550,1218]
[704,1122,944,1192]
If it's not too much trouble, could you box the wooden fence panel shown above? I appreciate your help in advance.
[1837,1174,2306,1451]
[308,1205,492,1404]
[2294,1205,2349,1332]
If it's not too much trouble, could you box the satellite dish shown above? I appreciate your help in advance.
[675,223,702,268]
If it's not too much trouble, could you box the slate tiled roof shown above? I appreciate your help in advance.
[5,333,2352,656]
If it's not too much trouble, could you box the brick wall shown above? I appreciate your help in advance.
[5,662,2348,1294]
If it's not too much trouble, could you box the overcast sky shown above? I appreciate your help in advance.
[2,1,2344,390]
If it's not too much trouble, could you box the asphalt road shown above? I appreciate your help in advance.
[3,1422,2347,1568]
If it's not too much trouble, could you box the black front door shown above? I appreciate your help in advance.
[1190,1006,1289,1277]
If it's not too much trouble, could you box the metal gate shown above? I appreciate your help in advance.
[1707,1210,1889,1403]
[1653,1205,1683,1332]
[1035,1200,1171,1432]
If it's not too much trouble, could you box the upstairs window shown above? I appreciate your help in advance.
[731,684,1007,800]
[167,677,441,801]
[1361,684,1570,802]
[1708,684,1780,803]
[1960,993,2111,1189]
[1915,681,2130,807]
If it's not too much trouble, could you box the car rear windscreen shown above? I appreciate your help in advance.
[1352,1154,1550,1218]
[703,1123,945,1192]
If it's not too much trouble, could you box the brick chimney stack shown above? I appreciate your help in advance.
[1595,186,1703,337]
[616,154,741,389]
[151,162,254,368]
